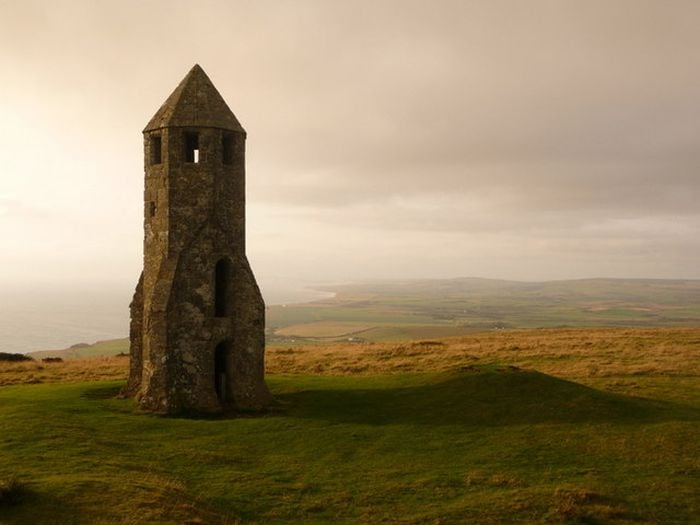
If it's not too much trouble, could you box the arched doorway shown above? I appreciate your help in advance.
[214,341,230,403]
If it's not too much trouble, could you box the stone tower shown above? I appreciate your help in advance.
[125,64,270,414]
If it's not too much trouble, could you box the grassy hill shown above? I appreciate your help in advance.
[27,339,129,360]
[2,327,699,523]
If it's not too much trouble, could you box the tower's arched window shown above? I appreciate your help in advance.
[184,132,199,163]
[214,258,231,317]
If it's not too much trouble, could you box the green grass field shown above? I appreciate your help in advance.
[1,360,698,523]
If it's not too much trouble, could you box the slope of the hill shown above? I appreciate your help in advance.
[1,327,698,523]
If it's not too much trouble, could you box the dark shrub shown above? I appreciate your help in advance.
[0,353,33,363]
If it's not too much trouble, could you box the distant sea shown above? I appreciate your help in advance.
[0,282,332,354]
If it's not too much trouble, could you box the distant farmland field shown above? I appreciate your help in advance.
[29,278,700,360]
[266,277,700,344]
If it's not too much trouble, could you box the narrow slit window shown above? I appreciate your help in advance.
[214,258,231,317]
[149,202,156,217]
[222,133,234,165]
[150,136,162,165]
[185,132,199,163]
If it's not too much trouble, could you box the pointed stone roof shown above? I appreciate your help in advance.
[144,64,245,133]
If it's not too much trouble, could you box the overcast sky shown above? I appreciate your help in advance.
[1,0,699,294]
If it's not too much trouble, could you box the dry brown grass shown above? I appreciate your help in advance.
[2,327,698,388]
[267,327,700,379]
[546,487,629,523]
[0,355,128,386]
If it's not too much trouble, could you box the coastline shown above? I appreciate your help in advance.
[4,284,339,355]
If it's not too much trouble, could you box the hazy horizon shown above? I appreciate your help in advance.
[1,0,699,294]
[3,274,698,354]
[0,279,335,354]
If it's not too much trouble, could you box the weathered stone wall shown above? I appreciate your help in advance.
[124,272,143,396]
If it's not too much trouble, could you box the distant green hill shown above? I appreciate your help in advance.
[28,338,128,360]
[267,277,700,343]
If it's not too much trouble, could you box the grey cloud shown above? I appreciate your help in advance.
[239,1,700,230]
[1,0,698,284]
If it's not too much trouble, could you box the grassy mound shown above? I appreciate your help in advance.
[279,366,690,427]
[0,367,698,523]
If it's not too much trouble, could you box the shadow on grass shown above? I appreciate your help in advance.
[276,367,700,427]
[81,385,123,400]
[0,493,75,524]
